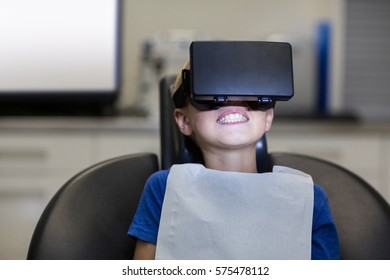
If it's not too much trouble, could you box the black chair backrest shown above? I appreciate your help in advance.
[27,153,159,260]
[160,76,203,168]
[270,153,390,260]
[159,75,269,172]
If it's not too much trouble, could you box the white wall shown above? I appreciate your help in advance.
[119,0,344,116]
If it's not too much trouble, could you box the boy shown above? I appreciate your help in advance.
[128,49,339,260]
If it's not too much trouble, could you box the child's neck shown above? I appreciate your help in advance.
[203,149,258,173]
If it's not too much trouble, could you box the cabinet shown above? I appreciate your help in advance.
[0,132,94,259]
[96,131,160,162]
[0,117,159,259]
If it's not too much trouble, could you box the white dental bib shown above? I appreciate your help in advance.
[155,164,314,260]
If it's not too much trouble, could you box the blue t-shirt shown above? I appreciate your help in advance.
[128,169,340,260]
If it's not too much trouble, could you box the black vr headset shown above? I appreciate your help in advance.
[173,41,294,111]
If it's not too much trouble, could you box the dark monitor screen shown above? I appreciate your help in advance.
[0,0,121,115]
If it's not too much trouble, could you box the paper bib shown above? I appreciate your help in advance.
[156,164,314,260]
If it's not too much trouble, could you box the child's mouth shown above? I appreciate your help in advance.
[216,113,249,124]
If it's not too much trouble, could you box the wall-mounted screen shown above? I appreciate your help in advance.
[0,0,121,115]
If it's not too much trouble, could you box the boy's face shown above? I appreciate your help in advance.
[174,102,273,154]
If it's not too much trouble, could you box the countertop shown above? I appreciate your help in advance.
[0,116,390,134]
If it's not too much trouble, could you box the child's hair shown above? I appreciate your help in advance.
[171,60,190,96]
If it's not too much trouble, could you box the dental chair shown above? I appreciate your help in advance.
[27,76,390,260]
[160,76,390,260]
[27,153,159,260]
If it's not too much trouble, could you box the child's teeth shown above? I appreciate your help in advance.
[217,113,248,124]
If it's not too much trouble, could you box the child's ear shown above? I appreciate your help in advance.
[174,108,193,136]
[265,108,274,132]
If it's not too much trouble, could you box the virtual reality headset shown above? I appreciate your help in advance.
[173,41,294,111]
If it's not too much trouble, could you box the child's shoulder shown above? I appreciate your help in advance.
[143,169,170,195]
[313,183,329,203]
[148,169,169,181]
[312,183,333,223]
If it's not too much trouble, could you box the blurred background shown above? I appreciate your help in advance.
[121,0,342,121]
[0,0,389,259]
[119,0,389,122]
